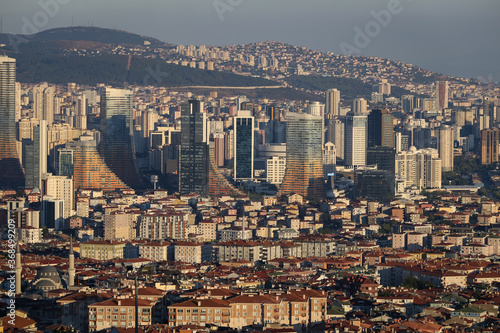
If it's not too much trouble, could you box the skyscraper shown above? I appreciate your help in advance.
[266,105,279,121]
[326,89,340,117]
[57,148,74,176]
[99,87,143,189]
[0,56,25,189]
[42,173,74,219]
[323,142,336,176]
[368,109,394,148]
[68,138,130,191]
[435,81,449,111]
[326,118,345,160]
[23,120,48,189]
[75,96,87,130]
[233,110,254,180]
[33,84,55,125]
[367,146,396,173]
[352,98,367,114]
[401,95,414,113]
[179,100,209,195]
[345,112,368,167]
[480,128,499,165]
[437,125,454,172]
[280,112,324,199]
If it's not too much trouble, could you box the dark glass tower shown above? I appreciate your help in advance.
[179,100,209,195]
[0,56,25,189]
[234,111,254,180]
[368,109,394,148]
[99,87,143,190]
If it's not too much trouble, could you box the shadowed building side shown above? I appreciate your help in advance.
[179,100,209,196]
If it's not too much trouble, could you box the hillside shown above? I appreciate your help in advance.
[8,41,280,88]
[31,26,167,47]
[285,75,421,100]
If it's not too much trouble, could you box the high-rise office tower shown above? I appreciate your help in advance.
[325,118,345,160]
[323,142,336,176]
[0,56,25,189]
[368,109,394,148]
[266,105,279,121]
[307,102,325,146]
[280,112,324,199]
[15,82,21,122]
[307,101,324,117]
[41,196,65,230]
[58,148,74,176]
[99,87,143,189]
[377,80,391,95]
[75,96,87,130]
[326,89,340,117]
[233,110,254,180]
[179,100,209,195]
[401,95,414,113]
[394,132,410,153]
[355,169,394,202]
[345,112,368,167]
[42,173,74,219]
[240,101,253,112]
[23,120,48,189]
[67,138,129,191]
[33,84,55,125]
[437,125,454,171]
[352,98,367,114]
[367,146,396,173]
[484,98,496,128]
[435,81,449,111]
[212,133,226,167]
[480,128,500,165]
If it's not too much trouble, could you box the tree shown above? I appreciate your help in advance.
[380,220,396,234]
[402,275,436,290]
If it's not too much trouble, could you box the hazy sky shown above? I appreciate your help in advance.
[3,0,499,81]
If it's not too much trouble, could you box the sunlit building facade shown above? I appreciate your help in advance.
[0,56,25,189]
[280,112,324,199]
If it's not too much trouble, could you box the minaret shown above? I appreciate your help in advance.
[15,236,21,294]
[68,237,75,288]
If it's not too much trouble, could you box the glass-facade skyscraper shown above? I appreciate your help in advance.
[179,100,209,195]
[368,109,394,148]
[345,112,368,167]
[0,56,25,189]
[233,110,254,180]
[99,87,143,189]
[280,112,324,199]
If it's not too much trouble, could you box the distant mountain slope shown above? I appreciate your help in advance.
[30,26,167,46]
[10,41,279,88]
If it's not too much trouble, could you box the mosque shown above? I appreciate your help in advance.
[13,237,76,297]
